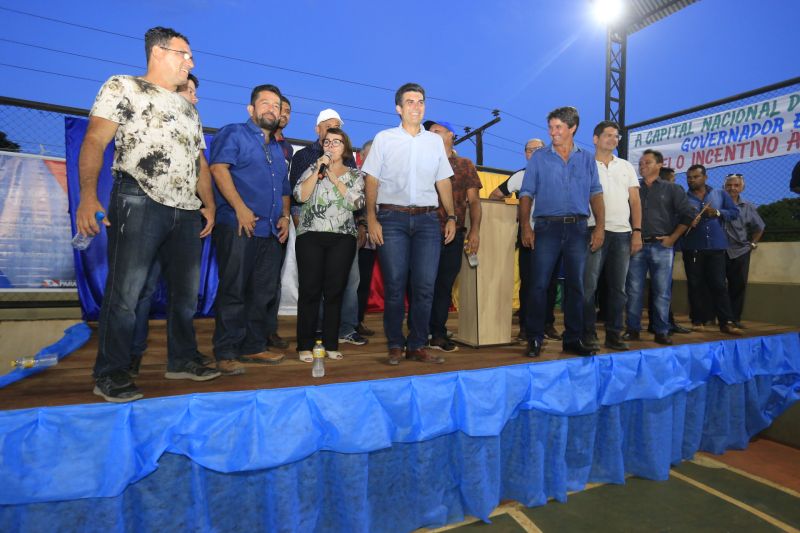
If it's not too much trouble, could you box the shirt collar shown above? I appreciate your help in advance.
[246,118,268,138]
[547,142,580,155]
[396,123,425,137]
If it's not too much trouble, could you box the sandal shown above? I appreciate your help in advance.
[326,350,343,360]
[298,350,313,363]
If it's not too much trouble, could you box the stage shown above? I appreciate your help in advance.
[0,313,798,532]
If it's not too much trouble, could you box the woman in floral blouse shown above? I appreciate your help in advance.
[294,128,365,361]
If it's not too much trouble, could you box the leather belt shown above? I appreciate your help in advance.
[379,204,437,215]
[643,236,666,243]
[536,215,587,223]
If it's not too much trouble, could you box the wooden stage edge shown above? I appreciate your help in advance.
[0,313,796,411]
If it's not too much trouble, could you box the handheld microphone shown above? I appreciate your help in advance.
[318,152,332,179]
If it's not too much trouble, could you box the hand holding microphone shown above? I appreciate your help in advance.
[317,152,332,180]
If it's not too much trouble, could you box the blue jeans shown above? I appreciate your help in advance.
[131,259,163,360]
[525,218,588,344]
[338,252,361,337]
[583,231,631,336]
[93,176,202,377]
[625,242,674,335]
[377,209,442,351]
[429,229,465,339]
[212,224,284,360]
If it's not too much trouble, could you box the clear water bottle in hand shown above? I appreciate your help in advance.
[464,244,478,267]
[72,211,106,250]
[312,340,326,378]
[11,353,58,370]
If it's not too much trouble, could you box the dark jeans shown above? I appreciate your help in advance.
[295,232,356,351]
[212,224,284,360]
[583,231,631,336]
[357,248,377,323]
[131,259,162,359]
[93,177,202,377]
[429,230,466,339]
[377,209,441,351]
[525,218,588,344]
[519,246,559,329]
[683,249,735,327]
[725,252,751,322]
[265,239,288,338]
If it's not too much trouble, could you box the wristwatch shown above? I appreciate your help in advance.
[750,242,758,250]
[446,215,457,222]
[632,228,641,232]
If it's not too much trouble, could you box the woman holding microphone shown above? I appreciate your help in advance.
[294,128,365,361]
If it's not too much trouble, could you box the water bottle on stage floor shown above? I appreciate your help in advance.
[312,340,326,378]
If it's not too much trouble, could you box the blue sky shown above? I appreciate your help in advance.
[0,0,797,170]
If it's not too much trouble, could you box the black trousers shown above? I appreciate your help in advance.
[725,252,751,323]
[357,247,377,323]
[683,249,735,327]
[295,232,356,351]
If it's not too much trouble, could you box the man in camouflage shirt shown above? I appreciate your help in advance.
[76,26,219,402]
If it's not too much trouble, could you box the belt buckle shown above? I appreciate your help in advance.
[564,216,576,223]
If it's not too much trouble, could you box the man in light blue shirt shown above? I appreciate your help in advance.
[519,106,605,357]
[363,82,456,365]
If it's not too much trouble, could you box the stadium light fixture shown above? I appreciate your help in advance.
[593,0,624,26]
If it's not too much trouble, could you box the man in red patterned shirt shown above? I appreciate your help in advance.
[423,120,482,351]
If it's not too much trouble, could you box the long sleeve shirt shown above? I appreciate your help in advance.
[682,185,739,251]
[639,178,694,239]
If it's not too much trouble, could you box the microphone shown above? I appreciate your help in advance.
[318,152,332,179]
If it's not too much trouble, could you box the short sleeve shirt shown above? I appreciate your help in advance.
[89,75,205,210]
[438,154,482,232]
[294,166,365,237]
[361,125,453,207]
[589,156,639,231]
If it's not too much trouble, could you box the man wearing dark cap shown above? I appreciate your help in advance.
[423,120,482,352]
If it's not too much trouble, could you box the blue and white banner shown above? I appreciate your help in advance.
[628,91,800,172]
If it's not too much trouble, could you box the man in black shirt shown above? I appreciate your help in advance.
[624,150,693,345]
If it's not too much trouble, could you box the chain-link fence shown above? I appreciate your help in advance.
[626,79,800,241]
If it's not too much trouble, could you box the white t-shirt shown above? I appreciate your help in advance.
[504,169,535,229]
[588,156,639,232]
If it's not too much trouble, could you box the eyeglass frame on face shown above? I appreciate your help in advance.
[322,139,344,148]
[160,46,193,62]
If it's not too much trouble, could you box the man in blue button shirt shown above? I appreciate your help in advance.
[209,84,291,375]
[519,106,605,357]
[682,164,742,336]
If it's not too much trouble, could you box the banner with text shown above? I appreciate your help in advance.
[628,91,800,171]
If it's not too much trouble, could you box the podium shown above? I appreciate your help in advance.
[454,199,518,347]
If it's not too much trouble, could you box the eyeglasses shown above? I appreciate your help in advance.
[323,139,344,147]
[160,46,193,61]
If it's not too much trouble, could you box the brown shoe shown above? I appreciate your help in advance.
[239,350,285,365]
[356,322,375,336]
[720,323,744,336]
[388,347,404,366]
[217,359,246,376]
[406,348,445,364]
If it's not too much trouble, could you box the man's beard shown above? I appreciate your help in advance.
[257,113,280,131]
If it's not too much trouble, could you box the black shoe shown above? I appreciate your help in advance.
[93,371,143,403]
[197,351,214,366]
[164,360,222,381]
[428,337,458,352]
[525,339,542,358]
[622,329,640,341]
[670,323,691,334]
[267,333,289,349]
[582,332,601,350]
[563,339,596,356]
[544,324,562,340]
[129,354,143,378]
[654,333,673,345]
[604,332,629,351]
[733,321,746,330]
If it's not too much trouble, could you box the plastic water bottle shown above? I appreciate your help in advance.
[11,353,58,370]
[312,340,326,378]
[71,211,106,250]
[464,245,478,267]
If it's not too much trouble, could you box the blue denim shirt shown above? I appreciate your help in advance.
[682,186,739,251]
[210,119,289,238]
[519,143,602,217]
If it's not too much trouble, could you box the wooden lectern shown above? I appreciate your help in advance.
[454,198,517,347]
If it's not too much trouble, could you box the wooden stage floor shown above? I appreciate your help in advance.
[0,313,795,411]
